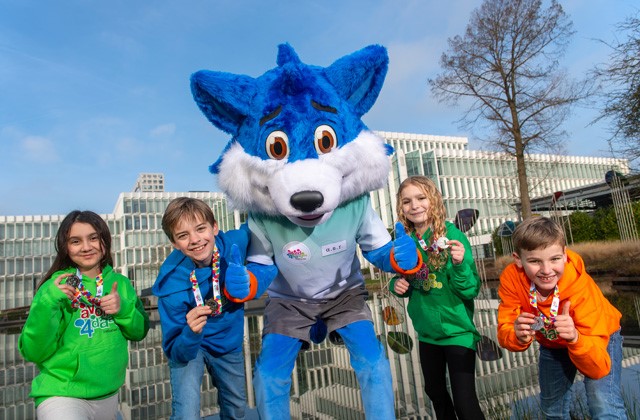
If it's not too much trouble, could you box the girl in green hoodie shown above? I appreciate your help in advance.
[390,176,484,420]
[19,210,149,420]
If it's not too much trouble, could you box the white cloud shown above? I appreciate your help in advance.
[115,136,142,156]
[150,123,176,137]
[21,136,59,163]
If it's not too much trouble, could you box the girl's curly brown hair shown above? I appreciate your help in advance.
[395,176,449,269]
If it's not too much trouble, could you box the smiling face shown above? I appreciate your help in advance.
[513,244,567,298]
[170,215,219,268]
[399,184,432,232]
[67,222,106,278]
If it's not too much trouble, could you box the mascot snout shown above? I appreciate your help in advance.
[290,191,324,213]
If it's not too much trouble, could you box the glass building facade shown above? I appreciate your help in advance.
[371,131,629,259]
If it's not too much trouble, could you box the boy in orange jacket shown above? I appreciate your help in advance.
[497,217,624,419]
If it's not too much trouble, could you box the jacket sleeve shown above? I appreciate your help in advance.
[362,241,394,273]
[247,262,278,297]
[563,283,615,379]
[158,296,205,363]
[448,228,481,300]
[497,266,533,352]
[357,198,397,272]
[112,275,150,342]
[18,278,71,364]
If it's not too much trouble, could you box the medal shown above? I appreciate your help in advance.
[67,275,81,289]
[69,270,104,308]
[434,236,449,250]
[531,316,544,331]
[205,298,220,313]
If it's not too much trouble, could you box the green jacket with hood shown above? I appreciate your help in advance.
[390,222,481,349]
[18,265,149,406]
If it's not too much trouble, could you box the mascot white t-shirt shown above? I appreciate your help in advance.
[248,194,391,300]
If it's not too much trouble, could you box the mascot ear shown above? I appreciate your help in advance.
[190,71,257,136]
[324,45,388,117]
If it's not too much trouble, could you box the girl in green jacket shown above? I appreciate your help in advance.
[391,176,484,420]
[19,210,149,420]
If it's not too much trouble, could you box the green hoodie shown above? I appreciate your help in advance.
[19,265,149,406]
[390,222,481,349]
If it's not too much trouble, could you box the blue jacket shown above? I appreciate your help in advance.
[152,229,248,362]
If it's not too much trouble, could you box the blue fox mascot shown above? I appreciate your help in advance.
[190,44,421,419]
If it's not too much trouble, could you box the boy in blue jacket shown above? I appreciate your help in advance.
[152,197,275,419]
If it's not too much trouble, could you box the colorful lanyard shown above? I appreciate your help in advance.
[190,246,222,315]
[416,232,430,252]
[71,269,104,308]
[416,232,449,254]
[528,282,560,328]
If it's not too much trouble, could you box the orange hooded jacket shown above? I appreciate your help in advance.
[497,248,621,379]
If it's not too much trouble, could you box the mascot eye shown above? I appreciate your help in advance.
[314,125,337,155]
[266,130,289,160]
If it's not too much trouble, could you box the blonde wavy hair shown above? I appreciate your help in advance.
[395,176,449,269]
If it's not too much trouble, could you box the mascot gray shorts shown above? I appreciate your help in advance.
[262,286,372,343]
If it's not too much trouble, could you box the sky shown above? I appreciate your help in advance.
[1,0,638,217]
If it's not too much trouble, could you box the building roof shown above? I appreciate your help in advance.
[528,172,640,212]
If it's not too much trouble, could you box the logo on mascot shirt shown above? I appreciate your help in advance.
[282,242,311,264]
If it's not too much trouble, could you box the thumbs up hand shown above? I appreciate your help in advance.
[392,222,419,271]
[224,244,250,300]
[555,301,578,343]
[101,282,121,315]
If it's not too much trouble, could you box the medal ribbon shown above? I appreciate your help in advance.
[416,231,448,255]
[70,269,104,308]
[190,245,222,315]
[415,232,430,253]
[528,282,560,328]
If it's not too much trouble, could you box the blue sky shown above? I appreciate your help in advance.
[1,0,637,216]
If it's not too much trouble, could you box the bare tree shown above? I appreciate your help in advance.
[429,0,590,219]
[592,12,640,169]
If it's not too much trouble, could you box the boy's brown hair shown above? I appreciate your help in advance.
[162,197,217,242]
[511,216,566,254]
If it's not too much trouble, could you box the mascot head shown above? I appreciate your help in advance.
[191,43,392,227]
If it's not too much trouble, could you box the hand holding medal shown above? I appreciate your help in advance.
[205,298,220,313]
[54,274,78,301]
[446,239,466,265]
[55,271,105,308]
[514,312,537,344]
[186,305,212,334]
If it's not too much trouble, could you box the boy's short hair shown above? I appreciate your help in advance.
[512,216,566,254]
[162,197,217,242]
